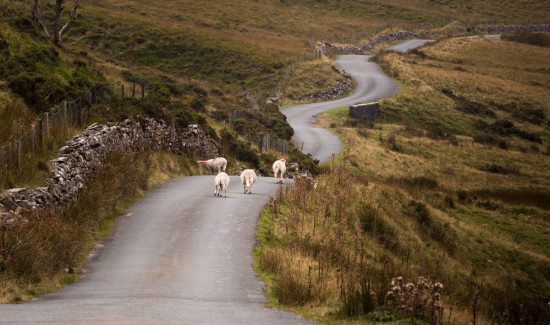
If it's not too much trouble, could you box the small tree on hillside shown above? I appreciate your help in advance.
[31,0,80,48]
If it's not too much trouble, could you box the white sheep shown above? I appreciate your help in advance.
[214,172,230,197]
[199,157,227,174]
[240,169,257,194]
[272,159,287,183]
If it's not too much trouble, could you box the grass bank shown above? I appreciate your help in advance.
[0,150,200,303]
[256,34,550,324]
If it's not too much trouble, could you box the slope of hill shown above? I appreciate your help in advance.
[256,33,550,324]
[1,0,550,323]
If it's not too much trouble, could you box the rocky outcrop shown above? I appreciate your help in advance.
[0,118,218,226]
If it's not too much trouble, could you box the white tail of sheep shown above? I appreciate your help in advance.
[199,157,227,174]
[272,159,286,183]
[214,172,230,197]
[240,169,257,194]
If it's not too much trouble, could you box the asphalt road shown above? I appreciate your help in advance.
[280,54,402,163]
[0,39,437,324]
[0,176,315,325]
[384,39,435,53]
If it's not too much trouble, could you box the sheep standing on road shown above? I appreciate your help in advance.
[214,172,230,197]
[240,169,257,194]
[199,157,227,174]
[272,159,287,183]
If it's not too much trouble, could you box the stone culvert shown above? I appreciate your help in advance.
[0,118,218,226]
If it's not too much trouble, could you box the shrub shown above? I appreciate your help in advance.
[219,128,260,168]
[478,164,519,175]
[502,31,550,47]
[190,96,207,112]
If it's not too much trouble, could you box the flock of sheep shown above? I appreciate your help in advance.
[198,157,287,197]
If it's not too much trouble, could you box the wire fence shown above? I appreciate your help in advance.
[246,134,289,156]
[0,84,153,176]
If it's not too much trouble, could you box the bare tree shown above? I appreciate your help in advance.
[32,0,79,48]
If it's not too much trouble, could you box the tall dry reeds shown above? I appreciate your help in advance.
[257,161,550,324]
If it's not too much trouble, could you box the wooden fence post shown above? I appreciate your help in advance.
[91,85,96,104]
[45,112,49,140]
[63,101,67,131]
[132,84,136,97]
[31,127,35,155]
[141,84,145,98]
[121,84,124,98]
[8,142,11,168]
[17,140,21,170]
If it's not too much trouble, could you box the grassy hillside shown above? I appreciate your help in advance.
[1,0,550,320]
[256,35,550,324]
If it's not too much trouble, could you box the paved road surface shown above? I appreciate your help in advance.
[0,39,439,324]
[280,55,402,163]
[0,176,315,325]
[384,39,435,53]
[281,39,436,163]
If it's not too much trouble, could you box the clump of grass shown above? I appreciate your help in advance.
[478,163,520,175]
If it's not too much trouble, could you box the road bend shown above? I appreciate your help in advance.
[0,39,436,324]
[281,38,436,163]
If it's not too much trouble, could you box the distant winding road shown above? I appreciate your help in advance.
[281,39,437,162]
[0,40,433,324]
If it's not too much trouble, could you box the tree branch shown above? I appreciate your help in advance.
[59,0,79,39]
[53,0,79,48]
[31,0,51,40]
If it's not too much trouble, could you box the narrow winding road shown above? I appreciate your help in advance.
[0,40,434,324]
[280,55,401,163]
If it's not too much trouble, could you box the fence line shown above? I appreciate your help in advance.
[246,134,288,156]
[0,84,154,175]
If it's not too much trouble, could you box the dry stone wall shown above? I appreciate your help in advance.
[0,118,218,226]
[478,24,550,34]
[321,31,419,55]
[321,25,550,56]
[303,73,353,102]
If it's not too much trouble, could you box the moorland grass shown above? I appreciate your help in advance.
[256,34,550,324]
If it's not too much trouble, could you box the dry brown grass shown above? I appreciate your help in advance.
[258,33,550,324]
[0,150,199,303]
[0,94,36,144]
[280,58,345,104]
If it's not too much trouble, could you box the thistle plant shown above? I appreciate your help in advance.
[386,276,444,324]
